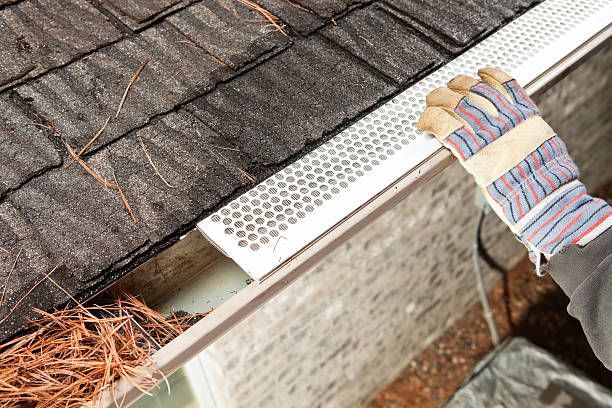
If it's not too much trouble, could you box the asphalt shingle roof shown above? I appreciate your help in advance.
[0,0,540,339]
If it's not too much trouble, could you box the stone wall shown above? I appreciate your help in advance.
[201,43,612,408]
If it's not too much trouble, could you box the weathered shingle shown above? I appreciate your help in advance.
[187,35,396,165]
[321,4,446,84]
[295,0,366,19]
[0,0,122,89]
[0,95,61,196]
[0,110,249,338]
[385,0,540,53]
[0,21,35,87]
[87,110,249,241]
[256,0,325,34]
[167,0,290,69]
[99,0,193,30]
[244,0,368,35]
[16,23,227,150]
[482,0,542,15]
[8,165,149,281]
[0,202,78,339]
[386,0,502,47]
[17,10,289,152]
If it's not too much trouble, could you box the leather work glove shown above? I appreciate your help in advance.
[418,68,611,272]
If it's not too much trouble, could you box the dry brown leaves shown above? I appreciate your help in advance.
[0,294,206,407]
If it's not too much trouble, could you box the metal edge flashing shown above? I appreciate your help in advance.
[198,0,612,282]
[103,0,612,405]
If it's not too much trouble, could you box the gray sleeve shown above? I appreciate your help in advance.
[544,227,612,370]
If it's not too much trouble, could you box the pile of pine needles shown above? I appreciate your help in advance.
[0,294,206,407]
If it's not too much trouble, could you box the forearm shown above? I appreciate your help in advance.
[418,67,612,369]
[545,227,612,370]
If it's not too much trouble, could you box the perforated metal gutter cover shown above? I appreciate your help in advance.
[103,0,612,405]
[198,0,612,282]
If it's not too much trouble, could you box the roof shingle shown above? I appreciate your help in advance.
[0,0,542,339]
[167,1,290,69]
[17,23,227,149]
[98,0,193,30]
[321,4,447,84]
[0,95,61,196]
[187,35,396,165]
[0,0,122,89]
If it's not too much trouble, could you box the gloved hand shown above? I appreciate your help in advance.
[418,68,611,272]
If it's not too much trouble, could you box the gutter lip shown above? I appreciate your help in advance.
[101,1,612,405]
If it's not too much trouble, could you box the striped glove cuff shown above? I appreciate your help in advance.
[418,67,611,268]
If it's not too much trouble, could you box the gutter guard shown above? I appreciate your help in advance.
[199,0,612,282]
[104,0,612,405]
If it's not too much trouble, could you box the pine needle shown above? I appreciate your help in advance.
[0,262,63,325]
[236,0,287,35]
[358,35,374,46]
[138,137,174,188]
[197,130,255,182]
[285,0,311,12]
[0,293,207,407]
[66,115,111,169]
[112,171,137,223]
[46,276,87,313]
[25,122,59,135]
[65,142,138,224]
[115,59,149,118]
[204,143,240,152]
[64,141,118,190]
[0,247,22,307]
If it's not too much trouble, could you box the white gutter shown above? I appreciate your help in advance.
[103,0,612,405]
